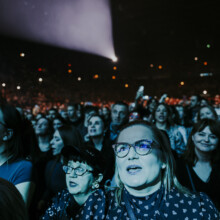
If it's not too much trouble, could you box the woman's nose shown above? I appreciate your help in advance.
[69,170,77,178]
[204,135,209,142]
[128,146,139,160]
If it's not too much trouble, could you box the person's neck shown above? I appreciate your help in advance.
[73,190,94,206]
[195,148,211,163]
[38,135,51,152]
[125,181,162,197]
[111,122,120,132]
[70,117,78,123]
[92,136,104,151]
[156,121,167,131]
[38,135,51,144]
[0,145,11,166]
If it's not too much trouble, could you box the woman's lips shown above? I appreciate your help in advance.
[69,181,77,187]
[126,165,142,175]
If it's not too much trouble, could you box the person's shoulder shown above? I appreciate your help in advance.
[13,159,33,169]
[87,189,106,202]
[106,189,116,200]
[169,188,220,218]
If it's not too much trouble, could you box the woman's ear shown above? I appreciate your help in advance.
[96,173,103,183]
[3,129,13,141]
[161,163,166,169]
[92,174,103,190]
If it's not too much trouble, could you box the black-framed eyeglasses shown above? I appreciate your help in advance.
[62,165,93,176]
[112,139,156,158]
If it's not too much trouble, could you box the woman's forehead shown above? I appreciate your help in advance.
[118,125,154,143]
[68,160,91,168]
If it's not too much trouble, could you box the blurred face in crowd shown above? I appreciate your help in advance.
[175,106,184,120]
[0,109,6,146]
[190,96,198,108]
[49,109,57,120]
[67,106,76,119]
[111,104,128,127]
[199,107,216,120]
[200,99,208,106]
[65,161,94,196]
[115,124,164,196]
[88,116,104,137]
[35,113,44,121]
[84,110,96,127]
[50,130,64,155]
[26,113,33,121]
[148,99,157,113]
[53,118,64,130]
[192,126,218,154]
[60,110,68,120]
[35,118,49,136]
[101,107,110,121]
[155,104,168,124]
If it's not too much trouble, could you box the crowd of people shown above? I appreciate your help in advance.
[0,89,220,219]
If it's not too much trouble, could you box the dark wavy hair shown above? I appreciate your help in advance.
[184,119,220,166]
[0,103,24,162]
[57,125,83,147]
[197,105,218,121]
[153,103,174,128]
[0,178,28,220]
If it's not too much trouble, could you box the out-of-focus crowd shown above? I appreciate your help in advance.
[0,87,220,219]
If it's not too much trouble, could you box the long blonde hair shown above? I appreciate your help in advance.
[113,120,190,205]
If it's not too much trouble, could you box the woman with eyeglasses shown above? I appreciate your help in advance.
[41,145,106,219]
[105,120,219,219]
[35,125,82,218]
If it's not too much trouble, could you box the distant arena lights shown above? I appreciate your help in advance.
[2,83,6,87]
[203,90,208,95]
[200,73,213,77]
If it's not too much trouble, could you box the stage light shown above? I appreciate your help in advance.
[39,78,43,82]
[68,69,72,73]
[158,65,162,69]
[203,90,207,95]
[180,81,184,86]
[68,64,72,67]
[0,0,115,60]
[203,61,208,66]
[93,74,99,79]
[207,44,211,48]
[112,56,118,62]
[194,57,198,61]
[150,64,154,68]
[125,83,129,88]
[112,75,116,79]
[77,77,81,81]
[113,66,117,70]
[20,53,25,57]
[38,68,42,72]
[2,83,6,87]
[17,86,21,90]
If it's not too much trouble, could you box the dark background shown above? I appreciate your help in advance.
[0,0,219,103]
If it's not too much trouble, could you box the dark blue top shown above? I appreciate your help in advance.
[0,159,33,185]
[106,186,220,219]
[41,189,106,220]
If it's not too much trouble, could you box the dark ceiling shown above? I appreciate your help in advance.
[0,0,219,102]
